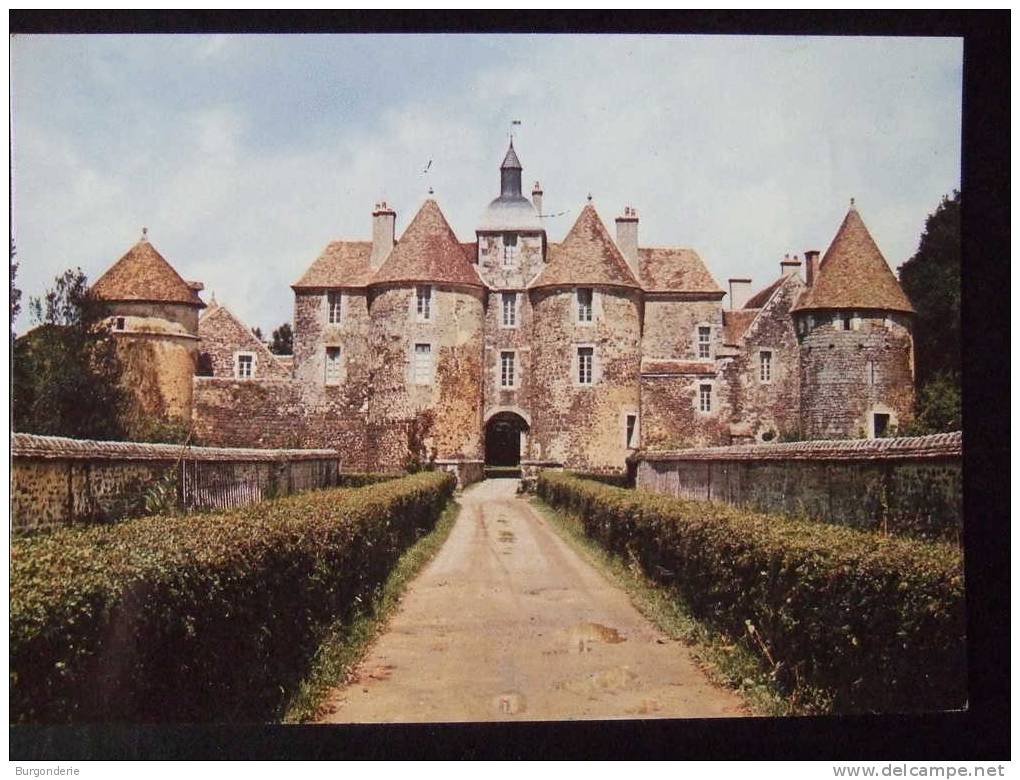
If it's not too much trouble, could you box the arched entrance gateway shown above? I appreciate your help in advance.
[484,411,529,470]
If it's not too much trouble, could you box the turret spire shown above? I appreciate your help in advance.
[500,139,523,198]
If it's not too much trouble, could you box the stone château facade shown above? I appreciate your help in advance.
[91,141,916,480]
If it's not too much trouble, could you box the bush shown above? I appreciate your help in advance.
[567,471,633,489]
[10,471,455,724]
[336,472,399,488]
[536,472,965,713]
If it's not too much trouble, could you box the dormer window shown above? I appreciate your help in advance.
[114,317,125,331]
[502,233,517,266]
[235,352,255,380]
[416,285,432,321]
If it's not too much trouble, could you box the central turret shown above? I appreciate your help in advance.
[500,140,523,198]
[478,139,543,233]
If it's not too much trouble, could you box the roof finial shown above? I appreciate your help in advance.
[210,290,217,304]
[428,186,434,196]
[586,192,593,203]
[141,226,148,242]
[850,197,856,209]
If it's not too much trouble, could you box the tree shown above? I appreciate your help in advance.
[269,322,293,355]
[898,191,961,433]
[251,326,264,342]
[12,268,126,440]
[10,239,21,335]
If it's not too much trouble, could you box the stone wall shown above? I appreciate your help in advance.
[634,432,962,541]
[11,433,342,532]
[197,304,290,380]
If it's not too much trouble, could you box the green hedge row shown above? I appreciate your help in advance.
[336,472,399,488]
[11,471,456,724]
[567,471,633,489]
[537,471,966,713]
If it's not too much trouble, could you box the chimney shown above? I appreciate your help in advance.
[728,278,752,310]
[532,181,543,217]
[780,253,802,279]
[370,201,396,269]
[804,249,821,287]
[614,206,639,276]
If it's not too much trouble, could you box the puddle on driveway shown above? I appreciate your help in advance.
[568,621,627,652]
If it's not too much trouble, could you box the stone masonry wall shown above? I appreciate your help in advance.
[798,311,915,439]
[635,432,962,541]
[529,286,641,471]
[11,433,341,532]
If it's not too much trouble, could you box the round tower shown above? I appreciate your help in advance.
[90,229,205,432]
[528,202,642,471]
[367,199,486,474]
[792,203,915,439]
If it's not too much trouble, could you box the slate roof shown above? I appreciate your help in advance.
[638,247,724,296]
[372,200,483,288]
[91,239,204,307]
[292,240,374,289]
[640,359,716,376]
[501,142,522,170]
[793,206,914,314]
[722,309,759,345]
[530,205,641,290]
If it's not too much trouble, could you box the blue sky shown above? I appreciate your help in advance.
[11,34,961,335]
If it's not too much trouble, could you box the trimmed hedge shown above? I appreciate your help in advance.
[567,471,633,489]
[11,471,456,724]
[537,471,965,713]
[336,472,400,488]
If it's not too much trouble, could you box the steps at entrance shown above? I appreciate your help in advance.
[484,466,522,479]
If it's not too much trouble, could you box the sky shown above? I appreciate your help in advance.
[10,34,962,336]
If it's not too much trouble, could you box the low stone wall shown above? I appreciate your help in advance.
[434,459,485,488]
[634,432,962,541]
[11,433,341,532]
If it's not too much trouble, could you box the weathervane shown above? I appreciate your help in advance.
[510,119,521,144]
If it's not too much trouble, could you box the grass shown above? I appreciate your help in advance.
[528,496,831,717]
[281,500,461,723]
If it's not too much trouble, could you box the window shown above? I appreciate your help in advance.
[115,316,125,331]
[576,288,593,323]
[759,350,773,383]
[413,343,432,384]
[867,360,877,386]
[873,413,890,438]
[500,351,516,388]
[327,292,342,324]
[840,313,851,331]
[236,353,254,379]
[697,326,711,359]
[501,292,517,327]
[699,383,712,413]
[502,233,517,266]
[324,347,342,386]
[625,414,638,449]
[577,347,594,385]
[416,285,432,321]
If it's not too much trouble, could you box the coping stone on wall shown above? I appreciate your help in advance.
[11,433,338,463]
[634,431,961,463]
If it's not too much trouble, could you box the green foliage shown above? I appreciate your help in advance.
[898,191,961,387]
[269,322,293,355]
[11,238,22,334]
[336,472,399,488]
[10,471,456,724]
[251,325,264,342]
[536,472,965,714]
[12,268,126,440]
[567,470,632,488]
[899,192,961,434]
[899,372,962,436]
[403,408,437,473]
[126,415,197,445]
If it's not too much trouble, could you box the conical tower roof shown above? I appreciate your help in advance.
[372,199,483,288]
[501,140,522,170]
[793,205,914,314]
[91,236,204,307]
[529,203,641,290]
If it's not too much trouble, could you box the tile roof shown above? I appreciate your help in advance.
[372,200,483,288]
[640,359,716,376]
[530,204,641,290]
[91,239,204,307]
[638,247,724,295]
[638,431,961,462]
[292,240,374,289]
[743,276,785,309]
[198,301,291,379]
[793,206,915,314]
[722,309,759,345]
